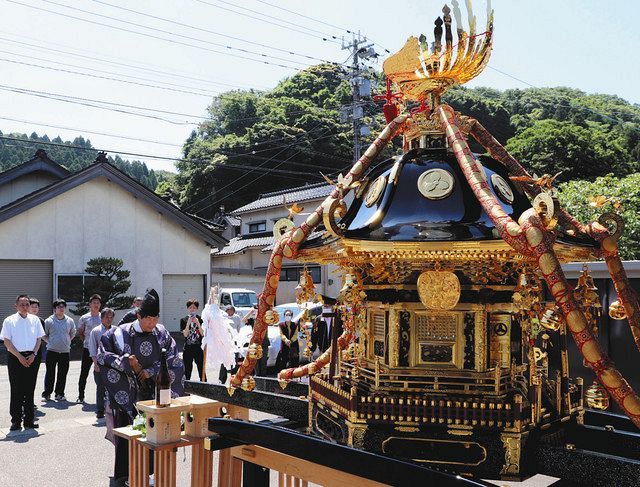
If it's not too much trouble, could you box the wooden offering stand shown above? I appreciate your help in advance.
[114,396,221,487]
[136,399,189,445]
[176,395,226,438]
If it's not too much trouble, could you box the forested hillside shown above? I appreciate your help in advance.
[174,63,640,222]
[3,62,639,257]
[0,131,162,190]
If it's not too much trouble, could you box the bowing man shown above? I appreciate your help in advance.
[97,288,184,484]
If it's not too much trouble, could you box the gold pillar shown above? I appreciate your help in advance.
[500,432,523,476]
[388,309,399,367]
[474,311,487,371]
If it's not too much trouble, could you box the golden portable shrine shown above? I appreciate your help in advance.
[187,2,640,484]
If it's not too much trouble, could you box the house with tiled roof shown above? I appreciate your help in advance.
[212,182,350,304]
[0,150,226,331]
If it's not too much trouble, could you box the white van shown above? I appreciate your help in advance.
[218,288,258,318]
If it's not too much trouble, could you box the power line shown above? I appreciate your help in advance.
[0,46,220,95]
[0,134,333,179]
[251,0,352,34]
[0,114,340,157]
[0,116,183,148]
[0,84,205,124]
[89,0,339,65]
[0,114,350,167]
[487,65,640,132]
[0,33,266,91]
[6,0,306,71]
[0,54,218,98]
[250,0,391,54]
[201,0,338,38]
[0,82,353,134]
[37,0,312,68]
[193,0,341,44]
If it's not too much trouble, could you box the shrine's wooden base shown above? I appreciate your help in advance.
[224,444,387,487]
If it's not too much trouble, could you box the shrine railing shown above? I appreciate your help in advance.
[310,374,530,429]
[340,361,514,395]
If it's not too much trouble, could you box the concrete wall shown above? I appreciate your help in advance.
[0,176,211,325]
[0,171,60,207]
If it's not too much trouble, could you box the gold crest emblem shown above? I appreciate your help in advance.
[417,270,461,310]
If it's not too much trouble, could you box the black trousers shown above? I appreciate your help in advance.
[94,371,105,414]
[44,350,70,396]
[7,352,38,425]
[78,347,92,398]
[183,344,204,381]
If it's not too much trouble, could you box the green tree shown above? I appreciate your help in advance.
[444,86,514,144]
[72,257,134,315]
[174,70,640,216]
[558,174,640,259]
[178,63,354,216]
[0,131,163,190]
[505,120,636,181]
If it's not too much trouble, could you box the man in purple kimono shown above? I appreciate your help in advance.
[97,289,184,485]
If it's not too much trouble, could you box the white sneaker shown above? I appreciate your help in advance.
[149,474,154,486]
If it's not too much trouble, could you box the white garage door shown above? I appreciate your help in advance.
[0,260,53,324]
[162,274,206,332]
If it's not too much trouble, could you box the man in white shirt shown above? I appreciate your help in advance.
[0,294,45,431]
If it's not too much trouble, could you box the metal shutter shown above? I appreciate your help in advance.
[161,274,206,332]
[0,259,53,324]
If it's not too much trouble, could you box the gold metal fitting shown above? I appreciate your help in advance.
[585,380,609,410]
[248,344,263,360]
[264,309,279,325]
[241,376,256,392]
[608,300,627,321]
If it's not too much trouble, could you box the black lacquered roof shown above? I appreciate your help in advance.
[343,148,527,241]
[301,148,597,248]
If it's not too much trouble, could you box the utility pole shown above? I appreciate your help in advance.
[342,33,377,163]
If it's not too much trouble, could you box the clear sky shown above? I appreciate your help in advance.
[0,0,638,172]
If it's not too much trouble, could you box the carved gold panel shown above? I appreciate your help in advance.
[417,270,461,310]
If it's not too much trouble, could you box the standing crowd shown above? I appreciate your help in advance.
[0,289,333,485]
[0,293,144,431]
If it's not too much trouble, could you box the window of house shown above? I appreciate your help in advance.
[56,275,103,303]
[248,221,266,233]
[279,266,321,283]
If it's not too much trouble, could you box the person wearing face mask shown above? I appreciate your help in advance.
[180,298,204,381]
[276,309,299,370]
